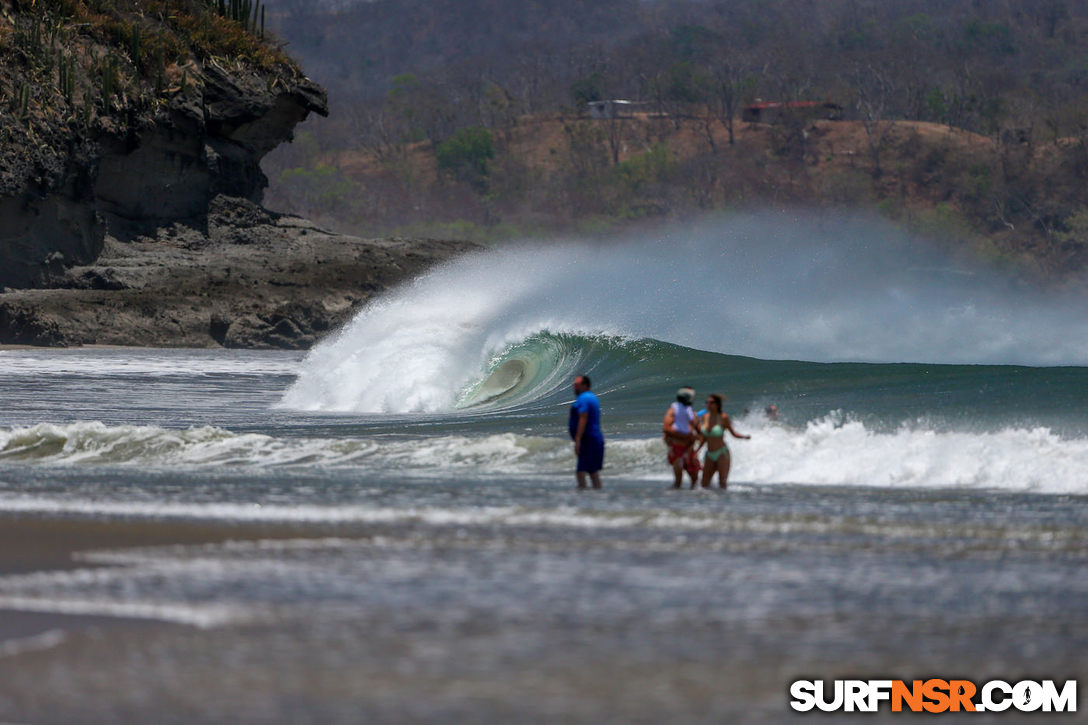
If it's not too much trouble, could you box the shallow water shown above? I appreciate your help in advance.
[4,216,1088,722]
[0,344,1084,722]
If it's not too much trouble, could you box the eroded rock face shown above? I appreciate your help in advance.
[0,196,479,349]
[0,64,328,286]
[0,191,104,289]
[0,298,71,346]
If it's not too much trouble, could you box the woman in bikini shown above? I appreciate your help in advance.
[698,393,750,490]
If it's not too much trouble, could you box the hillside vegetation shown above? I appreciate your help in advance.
[260,0,1088,282]
[0,0,299,194]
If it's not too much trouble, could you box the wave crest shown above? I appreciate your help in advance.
[282,217,1088,416]
[279,318,649,414]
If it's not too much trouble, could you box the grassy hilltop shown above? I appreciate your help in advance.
[271,111,1088,281]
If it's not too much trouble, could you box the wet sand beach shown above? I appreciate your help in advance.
[0,494,1084,724]
[0,515,336,642]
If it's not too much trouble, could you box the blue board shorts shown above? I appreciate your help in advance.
[577,437,605,473]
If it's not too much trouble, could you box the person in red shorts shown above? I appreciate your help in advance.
[663,386,702,489]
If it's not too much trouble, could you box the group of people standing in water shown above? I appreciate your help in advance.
[663,385,750,489]
[568,376,750,490]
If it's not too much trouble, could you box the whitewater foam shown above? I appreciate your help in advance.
[0,422,304,466]
[738,413,1088,493]
[0,629,67,658]
[2,417,1087,494]
[0,595,244,628]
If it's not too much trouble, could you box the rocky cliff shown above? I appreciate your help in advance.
[0,1,474,346]
[0,196,477,348]
[1,0,328,286]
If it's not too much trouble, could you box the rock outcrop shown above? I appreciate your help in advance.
[1,69,327,289]
[0,196,477,348]
[91,64,327,242]
[0,2,327,289]
[0,3,478,348]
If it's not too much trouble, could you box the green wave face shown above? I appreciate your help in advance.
[455,333,567,409]
[452,332,726,413]
[450,331,1088,436]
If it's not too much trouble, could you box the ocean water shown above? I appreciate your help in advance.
[0,217,1086,722]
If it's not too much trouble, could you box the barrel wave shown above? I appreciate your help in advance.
[281,212,1088,416]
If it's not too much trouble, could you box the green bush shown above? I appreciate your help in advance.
[435,126,495,190]
[613,144,675,193]
[570,72,604,106]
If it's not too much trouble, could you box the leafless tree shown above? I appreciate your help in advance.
[852,64,897,179]
[709,51,760,147]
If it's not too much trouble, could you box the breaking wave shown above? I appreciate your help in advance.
[2,417,1086,495]
[281,213,1088,414]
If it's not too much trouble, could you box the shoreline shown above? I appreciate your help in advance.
[0,514,349,645]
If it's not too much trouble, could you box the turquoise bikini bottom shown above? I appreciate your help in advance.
[705,445,730,463]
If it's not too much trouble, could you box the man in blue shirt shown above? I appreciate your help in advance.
[569,374,604,489]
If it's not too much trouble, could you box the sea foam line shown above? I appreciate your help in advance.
[0,496,679,527]
[0,496,1084,550]
[0,596,242,628]
[0,629,66,658]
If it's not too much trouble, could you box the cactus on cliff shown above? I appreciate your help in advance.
[206,0,266,36]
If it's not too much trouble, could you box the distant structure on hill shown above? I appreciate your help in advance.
[586,99,648,119]
[742,100,844,124]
